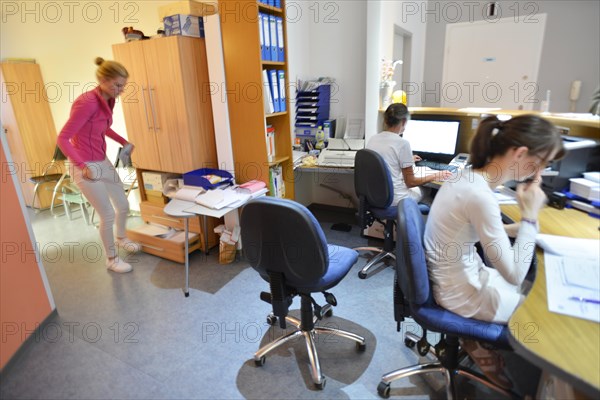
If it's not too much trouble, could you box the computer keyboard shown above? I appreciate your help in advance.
[416,160,458,171]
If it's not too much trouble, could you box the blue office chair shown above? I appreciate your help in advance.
[353,148,398,279]
[377,198,517,399]
[240,197,366,390]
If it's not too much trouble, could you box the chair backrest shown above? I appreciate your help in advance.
[240,197,329,286]
[395,197,430,306]
[354,149,393,209]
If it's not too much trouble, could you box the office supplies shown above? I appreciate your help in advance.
[236,180,266,194]
[449,152,469,169]
[258,12,266,60]
[182,168,233,189]
[542,136,598,192]
[316,149,357,167]
[268,15,277,61]
[569,296,600,305]
[402,116,461,165]
[261,13,270,61]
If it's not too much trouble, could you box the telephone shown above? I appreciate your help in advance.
[450,153,470,169]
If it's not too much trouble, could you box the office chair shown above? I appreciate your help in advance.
[29,145,67,211]
[240,197,366,390]
[353,148,397,279]
[377,198,518,399]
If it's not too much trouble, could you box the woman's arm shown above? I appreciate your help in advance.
[105,128,128,146]
[402,166,453,187]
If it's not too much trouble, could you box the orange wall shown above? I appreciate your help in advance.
[1,136,54,369]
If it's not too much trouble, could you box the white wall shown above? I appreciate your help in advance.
[0,1,173,160]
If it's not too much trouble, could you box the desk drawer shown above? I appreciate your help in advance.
[139,201,220,252]
[127,226,200,264]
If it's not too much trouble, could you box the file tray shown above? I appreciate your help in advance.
[183,168,233,190]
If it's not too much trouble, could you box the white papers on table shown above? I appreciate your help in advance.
[172,186,205,201]
[494,186,518,205]
[195,187,251,210]
[538,234,600,322]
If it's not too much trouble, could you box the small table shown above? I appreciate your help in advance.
[163,188,268,297]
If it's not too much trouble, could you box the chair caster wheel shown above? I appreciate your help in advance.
[356,342,366,352]
[315,377,326,390]
[358,271,368,279]
[266,315,277,326]
[254,356,266,366]
[377,381,391,398]
[404,337,415,348]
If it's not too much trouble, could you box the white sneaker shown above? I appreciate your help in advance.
[106,258,133,273]
[115,237,142,253]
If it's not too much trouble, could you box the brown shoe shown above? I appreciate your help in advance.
[461,339,513,390]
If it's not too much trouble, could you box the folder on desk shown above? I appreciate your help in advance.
[276,17,284,62]
[269,15,278,62]
[268,69,280,113]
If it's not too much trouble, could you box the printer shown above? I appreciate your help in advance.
[542,135,600,192]
[316,138,364,167]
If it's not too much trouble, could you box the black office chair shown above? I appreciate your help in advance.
[353,148,398,279]
[377,198,518,399]
[29,145,67,211]
[240,197,366,390]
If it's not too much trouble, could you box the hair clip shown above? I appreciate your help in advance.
[491,128,499,136]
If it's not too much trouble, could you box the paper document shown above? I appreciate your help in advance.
[172,186,204,202]
[195,188,250,210]
[545,253,600,323]
[536,234,600,259]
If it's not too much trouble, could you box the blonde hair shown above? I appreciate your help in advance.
[94,57,129,81]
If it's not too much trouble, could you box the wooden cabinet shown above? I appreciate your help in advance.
[219,0,295,199]
[1,62,60,208]
[113,36,217,174]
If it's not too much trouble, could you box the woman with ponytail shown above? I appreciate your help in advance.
[58,58,140,274]
[423,114,565,388]
[366,103,453,207]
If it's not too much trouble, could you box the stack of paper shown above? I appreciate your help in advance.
[538,234,600,322]
[195,188,251,209]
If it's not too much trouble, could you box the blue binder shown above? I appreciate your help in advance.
[276,17,284,62]
[269,69,280,113]
[259,13,266,61]
[277,70,286,112]
[261,13,270,61]
[269,15,278,62]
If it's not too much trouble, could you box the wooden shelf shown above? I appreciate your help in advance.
[269,155,290,166]
[266,111,288,118]
[262,61,285,67]
[257,2,283,13]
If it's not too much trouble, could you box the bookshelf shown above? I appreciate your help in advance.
[219,0,294,199]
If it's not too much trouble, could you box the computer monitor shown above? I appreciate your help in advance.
[402,116,461,163]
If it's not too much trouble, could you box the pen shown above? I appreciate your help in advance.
[568,296,600,305]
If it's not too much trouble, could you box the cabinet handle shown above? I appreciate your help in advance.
[141,86,153,129]
[149,87,160,131]
[153,215,180,224]
[141,243,164,251]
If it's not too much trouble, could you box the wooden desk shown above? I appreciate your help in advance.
[501,205,600,397]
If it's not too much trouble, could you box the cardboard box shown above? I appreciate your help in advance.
[146,190,169,205]
[163,14,205,38]
[142,171,180,192]
[158,0,218,21]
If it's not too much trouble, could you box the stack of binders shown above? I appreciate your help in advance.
[262,69,286,114]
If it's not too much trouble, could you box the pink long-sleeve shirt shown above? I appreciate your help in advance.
[57,86,128,168]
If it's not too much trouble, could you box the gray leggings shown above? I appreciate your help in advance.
[72,159,129,260]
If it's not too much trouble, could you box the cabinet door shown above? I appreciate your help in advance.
[141,37,216,173]
[113,41,161,170]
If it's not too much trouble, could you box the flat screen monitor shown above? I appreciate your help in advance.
[402,116,461,163]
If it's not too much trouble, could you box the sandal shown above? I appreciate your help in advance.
[461,339,513,390]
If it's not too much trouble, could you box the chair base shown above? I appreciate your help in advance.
[354,247,395,279]
[377,333,519,399]
[254,312,366,389]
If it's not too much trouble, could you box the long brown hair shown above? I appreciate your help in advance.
[469,115,565,168]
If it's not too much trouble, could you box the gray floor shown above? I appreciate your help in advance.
[1,205,538,399]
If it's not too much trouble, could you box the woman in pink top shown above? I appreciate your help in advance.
[58,57,140,273]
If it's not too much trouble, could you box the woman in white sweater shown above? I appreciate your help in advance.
[424,114,565,388]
